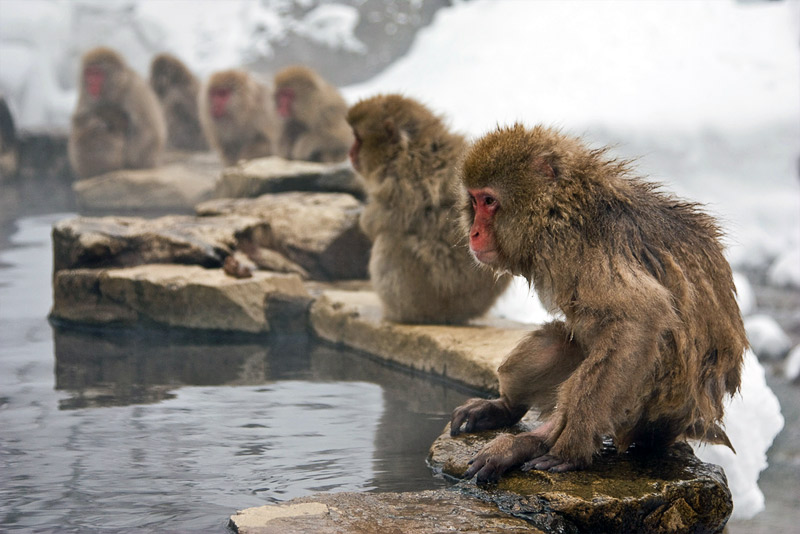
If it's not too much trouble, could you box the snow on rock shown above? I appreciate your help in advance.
[733,272,756,317]
[693,350,784,520]
[489,276,552,325]
[745,314,793,361]
[767,247,800,289]
[784,345,800,382]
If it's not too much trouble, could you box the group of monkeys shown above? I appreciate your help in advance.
[69,47,748,483]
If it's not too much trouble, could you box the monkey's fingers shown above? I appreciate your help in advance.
[522,454,578,473]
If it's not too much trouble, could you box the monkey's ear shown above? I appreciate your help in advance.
[533,157,557,179]
[383,119,399,143]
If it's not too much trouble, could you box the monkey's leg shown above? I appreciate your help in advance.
[527,320,660,472]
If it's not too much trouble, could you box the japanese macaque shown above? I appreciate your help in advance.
[274,65,353,163]
[199,69,277,166]
[450,124,747,481]
[346,94,511,324]
[68,47,167,178]
[149,53,209,151]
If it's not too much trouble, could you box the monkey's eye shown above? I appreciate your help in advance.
[484,196,496,207]
[469,194,477,209]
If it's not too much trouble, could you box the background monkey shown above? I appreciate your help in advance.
[199,69,277,166]
[347,94,511,324]
[68,47,167,178]
[149,53,209,152]
[274,65,353,163]
[450,124,747,482]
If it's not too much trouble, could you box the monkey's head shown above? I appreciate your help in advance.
[81,47,127,100]
[461,124,587,274]
[274,65,320,122]
[206,70,246,120]
[346,94,444,179]
[150,53,192,96]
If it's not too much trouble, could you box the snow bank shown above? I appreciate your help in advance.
[745,314,793,361]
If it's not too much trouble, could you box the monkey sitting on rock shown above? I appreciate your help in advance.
[450,124,747,481]
[346,94,511,324]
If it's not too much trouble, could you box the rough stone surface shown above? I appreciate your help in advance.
[52,214,267,273]
[197,192,370,280]
[309,287,530,393]
[429,421,733,534]
[216,156,365,200]
[229,489,542,534]
[72,151,221,212]
[50,264,310,333]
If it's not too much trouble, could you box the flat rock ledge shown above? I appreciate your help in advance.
[72,151,222,213]
[216,156,365,200]
[427,421,732,534]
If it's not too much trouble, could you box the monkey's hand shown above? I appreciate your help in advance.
[463,432,548,485]
[521,453,581,473]
[450,397,528,436]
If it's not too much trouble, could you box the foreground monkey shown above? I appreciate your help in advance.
[450,124,747,481]
[199,69,276,166]
[347,95,511,323]
[149,53,209,152]
[274,66,352,163]
[68,47,166,178]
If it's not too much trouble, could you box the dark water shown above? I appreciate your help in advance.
[0,213,471,533]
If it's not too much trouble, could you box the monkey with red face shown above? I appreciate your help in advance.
[450,124,746,482]
[68,47,167,178]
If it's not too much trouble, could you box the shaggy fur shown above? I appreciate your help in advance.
[149,53,208,151]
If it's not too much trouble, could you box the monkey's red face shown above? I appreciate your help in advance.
[468,187,501,265]
[85,65,105,98]
[210,87,232,119]
[349,132,362,172]
[276,87,295,119]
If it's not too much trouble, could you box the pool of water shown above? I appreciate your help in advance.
[0,213,472,533]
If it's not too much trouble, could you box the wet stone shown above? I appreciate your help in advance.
[216,156,365,200]
[428,420,733,534]
[229,489,543,534]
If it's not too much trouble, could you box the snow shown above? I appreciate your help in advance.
[785,344,800,382]
[1,0,797,521]
[745,314,793,361]
[733,271,756,317]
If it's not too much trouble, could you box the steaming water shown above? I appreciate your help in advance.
[0,214,471,533]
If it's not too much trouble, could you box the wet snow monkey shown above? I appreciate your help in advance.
[274,65,353,163]
[199,69,277,166]
[450,124,747,482]
[149,53,209,151]
[68,47,167,178]
[346,94,511,324]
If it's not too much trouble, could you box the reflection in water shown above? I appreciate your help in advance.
[0,214,472,533]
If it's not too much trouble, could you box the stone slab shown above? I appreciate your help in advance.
[309,287,531,393]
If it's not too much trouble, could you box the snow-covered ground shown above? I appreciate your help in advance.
[1,0,798,521]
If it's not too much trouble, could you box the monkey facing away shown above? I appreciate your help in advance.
[199,69,277,166]
[450,124,747,481]
[347,94,511,324]
[275,65,353,163]
[149,53,209,151]
[68,47,167,179]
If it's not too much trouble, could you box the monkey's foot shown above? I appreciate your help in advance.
[521,454,581,473]
[450,397,527,436]
[464,432,548,485]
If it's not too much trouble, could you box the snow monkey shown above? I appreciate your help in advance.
[199,69,277,166]
[68,47,167,178]
[450,124,747,481]
[346,94,512,324]
[274,65,353,163]
[149,53,209,151]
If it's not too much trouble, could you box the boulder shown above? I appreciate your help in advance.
[215,156,365,200]
[72,151,222,213]
[428,420,733,534]
[52,214,266,273]
[309,287,530,392]
[197,192,370,280]
[229,489,542,534]
[50,264,311,333]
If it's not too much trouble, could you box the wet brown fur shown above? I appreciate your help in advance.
[149,53,208,151]
[274,65,352,163]
[199,69,276,166]
[451,124,747,479]
[68,47,167,178]
[346,94,511,323]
